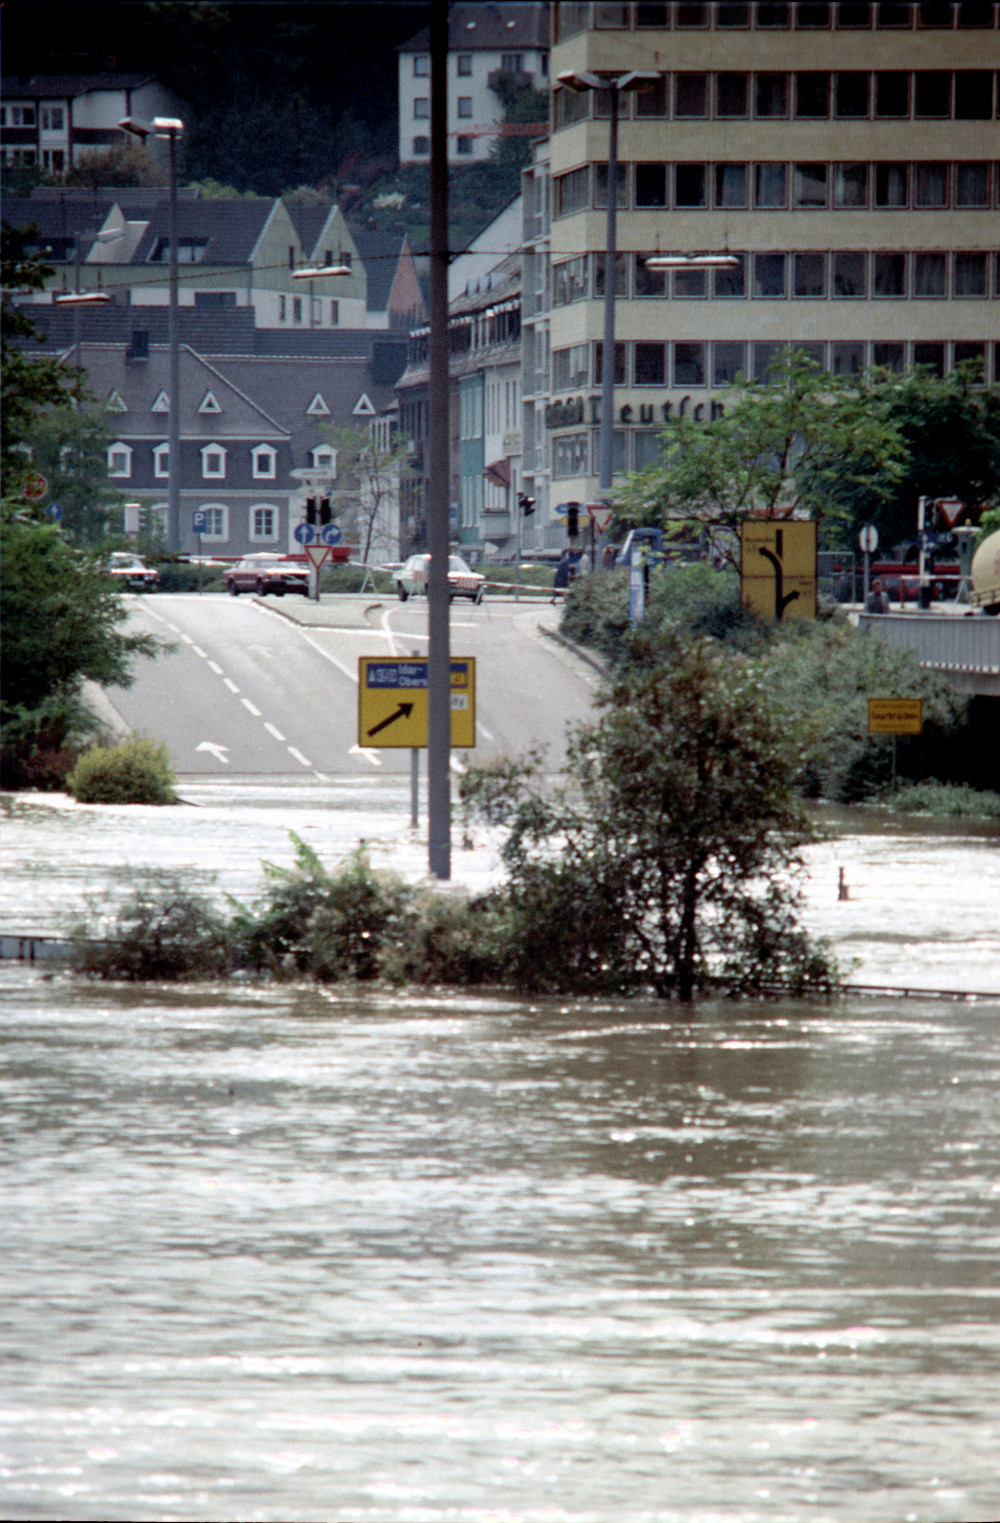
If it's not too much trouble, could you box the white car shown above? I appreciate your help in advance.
[104,552,160,590]
[396,553,485,604]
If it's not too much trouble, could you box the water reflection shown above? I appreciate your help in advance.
[2,972,999,1521]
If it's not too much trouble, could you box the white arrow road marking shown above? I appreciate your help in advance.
[196,741,230,764]
[350,744,382,767]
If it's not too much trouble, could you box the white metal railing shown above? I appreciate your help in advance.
[860,612,1000,675]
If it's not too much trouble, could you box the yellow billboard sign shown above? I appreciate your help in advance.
[358,657,476,749]
[740,520,817,622]
[867,698,923,736]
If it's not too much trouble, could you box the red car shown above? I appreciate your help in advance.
[224,553,310,597]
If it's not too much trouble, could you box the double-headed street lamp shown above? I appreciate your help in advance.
[119,114,184,551]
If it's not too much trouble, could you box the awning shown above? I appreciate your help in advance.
[483,458,511,488]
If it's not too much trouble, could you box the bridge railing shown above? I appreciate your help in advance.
[859,612,1000,678]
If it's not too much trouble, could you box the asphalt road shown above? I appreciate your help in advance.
[104,591,603,781]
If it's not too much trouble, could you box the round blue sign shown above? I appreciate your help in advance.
[294,522,316,545]
[47,502,63,520]
[320,523,343,546]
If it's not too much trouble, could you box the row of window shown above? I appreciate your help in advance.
[107,443,337,482]
[553,248,1000,305]
[0,104,67,128]
[411,135,477,157]
[555,160,1000,217]
[555,2,1000,37]
[552,337,993,394]
[411,51,543,77]
[555,70,1000,126]
[140,504,285,542]
[276,294,340,326]
[413,96,479,119]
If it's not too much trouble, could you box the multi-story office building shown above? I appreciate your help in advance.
[546,1,1000,510]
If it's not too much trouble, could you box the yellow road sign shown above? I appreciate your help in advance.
[740,520,817,622]
[358,657,476,749]
[867,698,923,735]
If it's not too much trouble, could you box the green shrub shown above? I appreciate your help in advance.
[885,780,1000,820]
[382,889,511,986]
[66,735,177,804]
[72,872,233,980]
[560,562,753,667]
[153,561,226,593]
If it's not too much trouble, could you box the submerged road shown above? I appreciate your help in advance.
[104,591,602,780]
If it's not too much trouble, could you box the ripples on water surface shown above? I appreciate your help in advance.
[2,973,999,1522]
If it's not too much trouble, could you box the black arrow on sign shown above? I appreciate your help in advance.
[367,701,415,738]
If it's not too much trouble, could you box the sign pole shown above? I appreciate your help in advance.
[411,748,419,828]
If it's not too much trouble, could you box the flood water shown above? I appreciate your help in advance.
[2,792,999,1521]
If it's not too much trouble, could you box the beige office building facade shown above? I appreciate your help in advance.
[545,1,1000,511]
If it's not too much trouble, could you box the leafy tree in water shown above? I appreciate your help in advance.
[616,351,906,563]
[461,634,837,1001]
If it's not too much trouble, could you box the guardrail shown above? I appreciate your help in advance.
[860,611,1000,695]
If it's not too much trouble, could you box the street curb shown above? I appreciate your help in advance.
[253,594,385,629]
[541,626,611,677]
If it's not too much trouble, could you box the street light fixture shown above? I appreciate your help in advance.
[557,69,659,507]
[120,114,184,552]
[291,264,352,279]
[645,253,740,270]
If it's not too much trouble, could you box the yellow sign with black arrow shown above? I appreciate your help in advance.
[358,657,476,749]
[740,520,817,622]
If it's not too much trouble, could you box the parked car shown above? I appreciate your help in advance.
[396,553,486,604]
[104,551,160,590]
[224,553,310,597]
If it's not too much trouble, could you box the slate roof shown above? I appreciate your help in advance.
[1,72,159,99]
[11,303,260,354]
[352,229,408,315]
[205,355,398,439]
[78,344,289,439]
[284,205,332,260]
[128,198,278,265]
[399,3,549,53]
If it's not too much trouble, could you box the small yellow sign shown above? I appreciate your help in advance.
[741,520,817,622]
[867,698,924,736]
[358,657,476,749]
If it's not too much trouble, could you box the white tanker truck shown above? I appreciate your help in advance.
[970,529,1000,616]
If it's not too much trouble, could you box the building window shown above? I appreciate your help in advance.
[717,72,749,116]
[914,162,949,207]
[634,341,667,385]
[201,444,227,479]
[835,72,870,117]
[756,2,791,23]
[753,342,788,382]
[754,252,787,297]
[555,167,590,216]
[40,106,65,129]
[457,96,473,118]
[553,433,588,478]
[595,252,628,296]
[414,54,429,76]
[198,505,228,541]
[914,342,946,377]
[675,2,709,25]
[674,342,706,386]
[793,252,827,297]
[955,251,988,296]
[553,255,589,304]
[796,72,831,117]
[293,296,303,323]
[501,52,526,71]
[252,444,277,479]
[553,344,589,390]
[330,299,340,324]
[915,70,952,116]
[955,70,994,119]
[595,163,629,209]
[635,162,668,207]
[913,252,947,297]
[875,72,910,116]
[714,255,746,298]
[873,341,905,371]
[794,163,829,206]
[674,73,708,116]
[675,162,707,207]
[716,1,751,24]
[755,162,788,207]
[675,265,707,297]
[414,97,429,119]
[279,294,286,321]
[875,162,909,206]
[153,443,170,479]
[456,136,474,156]
[955,162,991,206]
[594,341,627,384]
[755,72,789,116]
[107,443,132,478]
[831,342,866,376]
[954,341,986,378]
[311,446,336,472]
[873,252,907,296]
[635,253,667,296]
[797,2,831,25]
[635,75,668,116]
[412,136,429,155]
[834,162,868,207]
[250,504,278,540]
[713,341,746,386]
[832,251,868,297]
[457,53,472,75]
[715,162,748,207]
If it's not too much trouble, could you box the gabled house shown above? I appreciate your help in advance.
[0,72,185,177]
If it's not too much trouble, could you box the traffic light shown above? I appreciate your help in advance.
[305,496,317,526]
[567,502,580,538]
[518,493,536,516]
[319,497,332,526]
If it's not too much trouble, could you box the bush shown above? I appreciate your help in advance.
[382,889,511,986]
[153,560,226,593]
[560,562,753,667]
[66,735,177,804]
[885,780,1000,820]
[72,873,232,980]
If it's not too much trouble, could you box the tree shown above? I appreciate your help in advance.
[17,404,122,546]
[327,424,412,566]
[616,351,906,563]
[63,140,166,190]
[460,634,837,1001]
[2,220,80,491]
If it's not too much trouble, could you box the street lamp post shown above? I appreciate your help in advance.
[556,70,658,508]
[119,115,184,552]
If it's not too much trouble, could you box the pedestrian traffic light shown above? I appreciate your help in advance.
[518,493,536,516]
[319,497,332,526]
[567,502,580,537]
[305,496,317,525]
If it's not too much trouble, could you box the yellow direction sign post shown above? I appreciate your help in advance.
[358,657,476,750]
[740,520,817,622]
